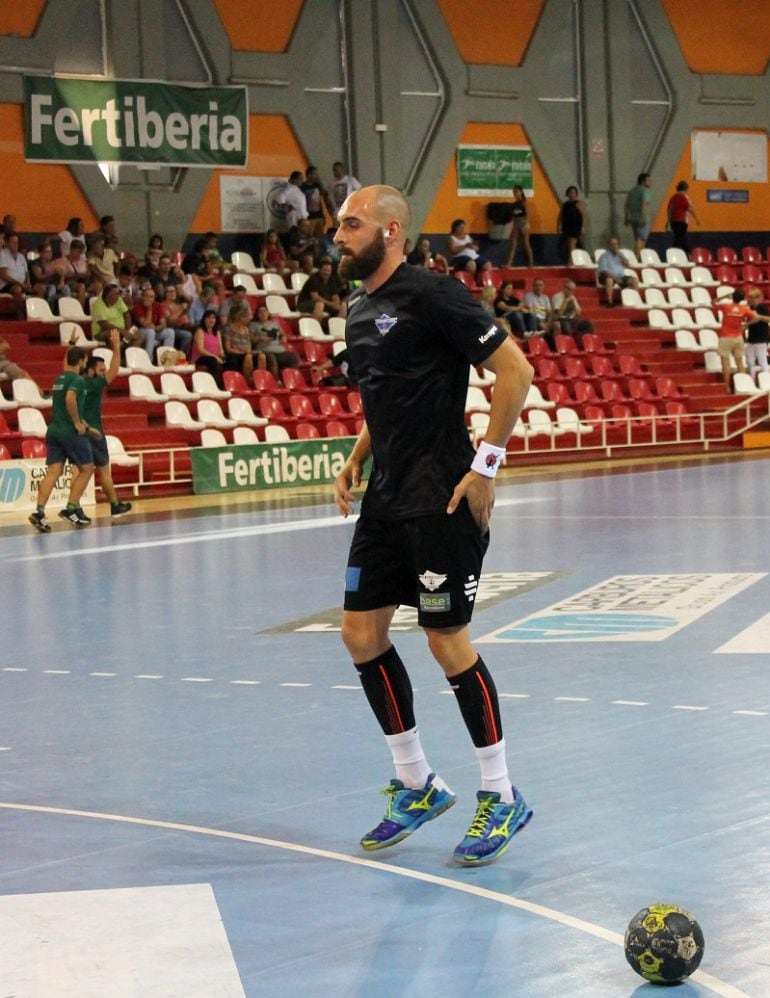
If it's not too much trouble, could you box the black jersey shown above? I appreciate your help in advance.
[345,263,507,519]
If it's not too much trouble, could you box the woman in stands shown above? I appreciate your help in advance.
[222,299,258,387]
[260,229,292,274]
[144,233,164,273]
[447,219,491,278]
[57,217,85,258]
[192,308,226,383]
[556,185,587,264]
[494,279,537,339]
[505,186,534,267]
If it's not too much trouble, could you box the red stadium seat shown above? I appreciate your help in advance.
[252,370,283,393]
[717,247,738,265]
[715,264,738,285]
[574,381,601,405]
[589,355,615,378]
[534,358,563,381]
[554,334,579,355]
[258,395,287,421]
[563,357,591,381]
[526,337,552,358]
[742,246,762,265]
[617,355,649,377]
[0,442,11,460]
[581,333,613,354]
[21,438,46,459]
[222,370,260,397]
[691,247,712,267]
[281,368,314,392]
[325,420,351,437]
[301,341,332,366]
[599,380,628,403]
[288,394,319,420]
[296,422,321,439]
[318,392,347,417]
[346,391,363,416]
[628,378,656,401]
[546,382,574,406]
[453,271,476,290]
[655,376,685,399]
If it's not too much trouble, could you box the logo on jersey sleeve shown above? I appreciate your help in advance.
[374,313,398,336]
[478,325,497,344]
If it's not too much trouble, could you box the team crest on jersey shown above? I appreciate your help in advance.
[419,569,448,591]
[374,313,398,336]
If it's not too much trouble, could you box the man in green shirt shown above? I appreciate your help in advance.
[29,346,96,532]
[83,328,132,518]
[624,172,651,256]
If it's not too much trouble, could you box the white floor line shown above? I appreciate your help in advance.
[0,802,748,998]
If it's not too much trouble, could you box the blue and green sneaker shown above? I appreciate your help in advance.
[361,773,456,851]
[453,786,532,865]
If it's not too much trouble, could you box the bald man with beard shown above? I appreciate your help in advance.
[332,186,535,865]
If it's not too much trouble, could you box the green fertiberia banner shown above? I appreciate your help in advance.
[456,145,533,196]
[23,76,248,167]
[191,438,365,495]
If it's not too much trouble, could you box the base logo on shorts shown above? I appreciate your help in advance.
[419,592,451,613]
[418,569,447,592]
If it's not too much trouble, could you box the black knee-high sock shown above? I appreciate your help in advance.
[355,646,415,736]
[447,655,503,747]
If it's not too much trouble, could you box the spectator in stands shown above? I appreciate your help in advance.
[251,304,300,381]
[745,288,770,380]
[556,185,587,263]
[219,284,253,325]
[406,237,448,273]
[260,228,292,273]
[151,254,183,298]
[624,172,651,256]
[188,282,219,329]
[328,161,361,219]
[523,278,554,346]
[130,286,175,359]
[116,262,142,306]
[181,238,214,292]
[222,299,257,385]
[287,218,319,271]
[58,238,90,306]
[447,219,491,278]
[505,186,534,267]
[87,234,119,288]
[0,335,41,392]
[550,279,582,336]
[192,308,225,381]
[597,236,639,306]
[144,233,165,273]
[666,181,699,256]
[58,217,85,258]
[713,289,755,388]
[92,283,143,349]
[0,233,32,318]
[277,171,309,230]
[83,328,132,519]
[29,242,65,303]
[158,285,193,356]
[302,165,332,236]
[494,280,536,339]
[480,287,511,336]
[318,226,342,264]
[297,257,348,319]
[2,215,16,239]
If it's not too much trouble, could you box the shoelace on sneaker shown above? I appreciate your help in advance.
[465,798,495,838]
[382,783,401,818]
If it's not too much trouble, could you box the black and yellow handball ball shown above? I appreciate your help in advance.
[624,904,704,985]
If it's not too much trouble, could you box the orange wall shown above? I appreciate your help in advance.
[661,0,770,74]
[651,132,770,233]
[0,104,97,233]
[190,114,307,232]
[422,123,560,235]
[0,2,45,36]
[213,0,303,52]
[437,0,544,66]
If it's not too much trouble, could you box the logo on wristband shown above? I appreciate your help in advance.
[485,453,500,469]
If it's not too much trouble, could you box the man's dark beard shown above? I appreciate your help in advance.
[338,229,387,281]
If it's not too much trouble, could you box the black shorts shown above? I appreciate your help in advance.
[45,433,93,468]
[89,435,110,468]
[344,501,489,628]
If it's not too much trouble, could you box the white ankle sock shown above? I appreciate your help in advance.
[384,727,432,789]
[475,739,513,803]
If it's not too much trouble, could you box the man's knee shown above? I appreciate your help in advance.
[341,609,392,661]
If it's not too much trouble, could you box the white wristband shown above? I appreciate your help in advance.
[471,440,506,478]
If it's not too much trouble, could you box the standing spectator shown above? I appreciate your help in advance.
[276,171,309,230]
[505,186,534,267]
[331,184,534,864]
[596,236,639,306]
[192,309,225,381]
[302,165,331,236]
[523,278,554,346]
[0,233,32,317]
[624,172,652,256]
[296,258,348,319]
[713,290,755,388]
[28,346,95,533]
[556,185,587,263]
[745,288,770,380]
[131,286,175,359]
[494,280,537,339]
[667,181,699,256]
[328,161,361,219]
[82,328,132,519]
[550,279,582,336]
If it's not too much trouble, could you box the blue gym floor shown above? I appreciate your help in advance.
[1,455,768,997]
